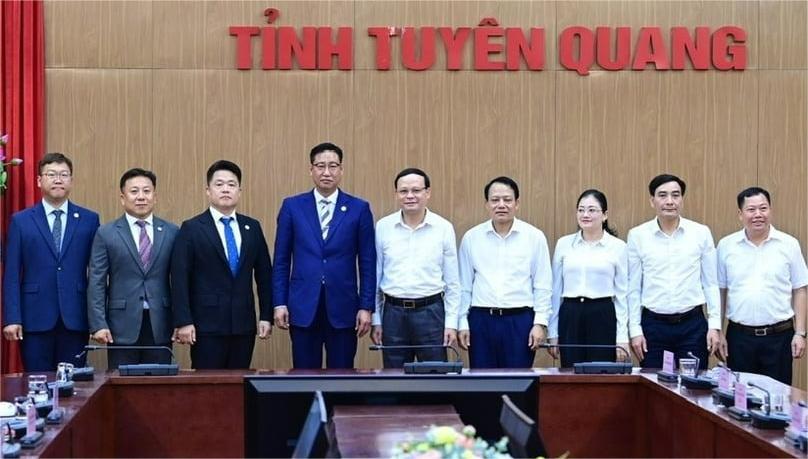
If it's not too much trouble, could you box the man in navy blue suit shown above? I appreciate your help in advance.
[2,152,100,371]
[171,160,273,369]
[272,142,376,369]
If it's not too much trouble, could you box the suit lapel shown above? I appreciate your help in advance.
[115,216,144,274]
[59,202,80,257]
[31,203,59,259]
[236,214,251,275]
[324,191,348,244]
[200,211,229,268]
[147,217,167,275]
[304,193,325,247]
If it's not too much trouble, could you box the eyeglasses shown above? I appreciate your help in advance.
[577,207,603,215]
[396,187,426,197]
[41,171,72,181]
[312,162,341,172]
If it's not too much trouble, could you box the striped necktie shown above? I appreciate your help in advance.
[319,199,332,239]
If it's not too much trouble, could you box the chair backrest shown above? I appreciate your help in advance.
[291,391,328,458]
[499,394,547,458]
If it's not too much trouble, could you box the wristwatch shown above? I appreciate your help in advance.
[795,331,807,338]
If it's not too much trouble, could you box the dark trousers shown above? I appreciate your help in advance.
[640,308,708,369]
[107,310,171,369]
[191,334,255,369]
[468,307,535,369]
[22,317,87,371]
[290,290,357,369]
[727,322,793,385]
[381,299,446,368]
[558,297,616,367]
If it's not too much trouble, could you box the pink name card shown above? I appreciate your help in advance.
[735,383,748,412]
[662,350,675,373]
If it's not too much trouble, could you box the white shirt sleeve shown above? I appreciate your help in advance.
[458,234,474,331]
[627,229,644,338]
[549,239,565,339]
[372,224,385,327]
[613,243,629,343]
[532,232,553,326]
[442,225,461,329]
[700,227,722,330]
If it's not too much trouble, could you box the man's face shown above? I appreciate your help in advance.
[739,193,771,234]
[37,162,73,203]
[396,174,430,215]
[120,176,156,219]
[206,170,241,213]
[310,151,343,195]
[650,181,683,220]
[486,182,519,225]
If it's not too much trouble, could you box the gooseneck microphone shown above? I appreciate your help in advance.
[747,381,789,429]
[539,343,633,374]
[78,344,179,376]
[369,344,463,374]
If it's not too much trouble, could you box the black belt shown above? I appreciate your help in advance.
[384,293,443,309]
[729,319,793,337]
[471,306,532,317]
[642,306,702,324]
[563,296,611,304]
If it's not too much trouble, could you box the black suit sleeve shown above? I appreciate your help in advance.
[170,221,195,328]
[252,219,273,322]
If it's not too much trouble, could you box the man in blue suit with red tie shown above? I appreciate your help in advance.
[273,142,376,369]
[2,153,100,371]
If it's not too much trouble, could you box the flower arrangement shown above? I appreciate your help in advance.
[392,425,513,459]
[0,133,24,192]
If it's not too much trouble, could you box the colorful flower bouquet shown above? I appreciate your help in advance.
[392,425,513,459]
[0,133,24,192]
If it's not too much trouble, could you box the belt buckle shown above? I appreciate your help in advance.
[489,308,503,316]
[402,300,416,309]
[754,328,767,337]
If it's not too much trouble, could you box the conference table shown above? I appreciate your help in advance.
[1,368,804,458]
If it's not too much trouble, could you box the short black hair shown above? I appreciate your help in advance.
[394,168,431,189]
[484,176,520,200]
[648,173,686,196]
[38,152,73,175]
[310,142,343,164]
[736,186,771,209]
[119,168,157,190]
[206,160,242,184]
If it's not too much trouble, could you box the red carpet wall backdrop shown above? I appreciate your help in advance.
[43,1,806,388]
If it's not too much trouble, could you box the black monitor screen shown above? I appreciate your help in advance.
[243,373,540,458]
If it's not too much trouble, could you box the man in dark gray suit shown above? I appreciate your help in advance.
[87,168,178,369]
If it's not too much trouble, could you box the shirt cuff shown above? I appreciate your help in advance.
[444,314,458,330]
[629,324,643,338]
[372,313,381,326]
[707,316,722,330]
[459,317,469,331]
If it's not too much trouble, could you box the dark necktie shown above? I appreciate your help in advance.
[221,216,239,276]
[52,209,64,254]
[135,220,152,269]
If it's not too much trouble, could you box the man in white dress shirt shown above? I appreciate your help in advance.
[372,168,460,368]
[458,176,552,368]
[717,187,807,384]
[627,174,722,369]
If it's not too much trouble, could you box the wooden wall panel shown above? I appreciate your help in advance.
[40,0,807,388]
[759,0,808,69]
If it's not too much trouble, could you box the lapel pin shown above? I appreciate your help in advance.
[73,212,80,218]
[244,224,250,230]
[340,206,347,212]
[157,226,163,232]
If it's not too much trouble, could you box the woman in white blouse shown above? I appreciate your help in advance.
[548,189,629,366]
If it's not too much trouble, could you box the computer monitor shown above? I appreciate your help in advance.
[244,372,540,458]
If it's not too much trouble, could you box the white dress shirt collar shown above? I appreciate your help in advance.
[395,208,436,230]
[484,217,525,239]
[42,199,69,216]
[313,188,339,205]
[209,206,236,222]
[124,213,153,227]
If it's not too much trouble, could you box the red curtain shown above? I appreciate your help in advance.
[1,0,46,374]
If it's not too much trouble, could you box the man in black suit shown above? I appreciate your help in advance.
[171,160,273,369]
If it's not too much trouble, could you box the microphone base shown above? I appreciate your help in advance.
[711,388,763,409]
[47,381,74,398]
[2,441,21,458]
[680,374,717,390]
[574,362,632,374]
[750,409,789,430]
[403,361,463,375]
[72,366,95,381]
[19,431,44,449]
[118,364,179,376]
[727,406,752,422]
[656,371,679,383]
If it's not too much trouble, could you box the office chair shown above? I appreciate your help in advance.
[499,394,548,458]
